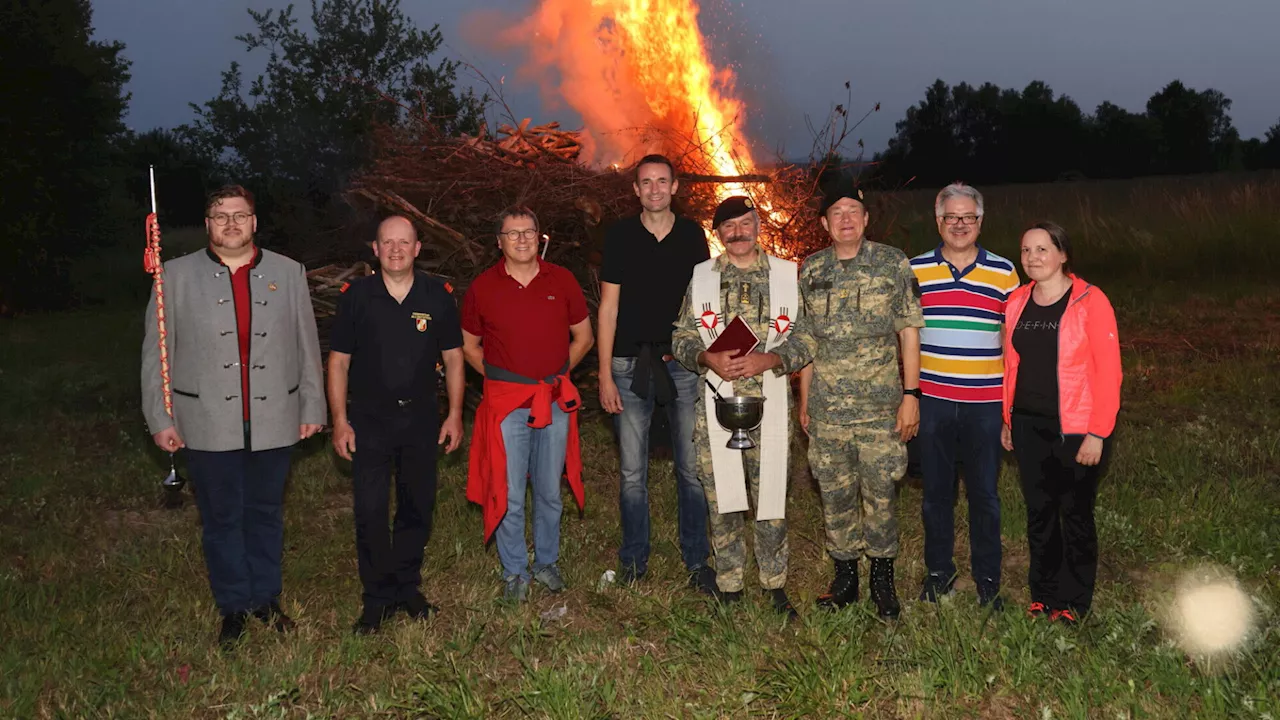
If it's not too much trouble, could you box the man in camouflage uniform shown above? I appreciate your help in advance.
[795,179,924,619]
[672,196,812,619]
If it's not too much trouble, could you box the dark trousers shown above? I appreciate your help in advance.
[1011,413,1109,614]
[351,413,439,609]
[918,397,1004,590]
[185,445,294,616]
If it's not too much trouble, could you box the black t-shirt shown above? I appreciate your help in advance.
[329,271,462,422]
[600,214,710,357]
[1012,289,1071,418]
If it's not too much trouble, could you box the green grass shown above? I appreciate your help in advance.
[3,177,1280,718]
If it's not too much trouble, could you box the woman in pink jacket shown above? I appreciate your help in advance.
[1001,221,1122,626]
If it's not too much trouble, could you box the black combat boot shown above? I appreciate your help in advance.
[766,588,799,621]
[869,557,901,620]
[816,558,859,610]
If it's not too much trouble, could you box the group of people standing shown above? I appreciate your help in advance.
[140,158,1120,650]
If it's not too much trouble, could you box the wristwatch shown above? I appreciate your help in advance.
[903,388,922,398]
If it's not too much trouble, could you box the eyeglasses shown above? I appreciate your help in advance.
[941,214,980,226]
[499,229,539,241]
[209,212,253,226]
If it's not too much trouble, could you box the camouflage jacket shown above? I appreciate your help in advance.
[672,245,812,401]
[796,241,924,423]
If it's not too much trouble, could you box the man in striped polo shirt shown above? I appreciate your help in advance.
[910,183,1020,608]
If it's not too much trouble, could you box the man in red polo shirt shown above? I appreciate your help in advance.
[462,206,594,602]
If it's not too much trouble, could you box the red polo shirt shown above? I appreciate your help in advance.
[461,259,588,380]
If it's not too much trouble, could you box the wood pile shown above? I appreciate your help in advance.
[306,261,373,320]
[460,120,583,165]
[332,116,840,311]
[340,115,641,306]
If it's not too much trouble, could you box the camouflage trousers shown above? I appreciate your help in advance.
[807,416,906,560]
[694,405,788,593]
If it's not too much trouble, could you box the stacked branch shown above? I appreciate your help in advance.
[322,83,880,315]
[461,119,584,165]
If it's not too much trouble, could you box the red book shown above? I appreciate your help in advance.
[707,315,760,359]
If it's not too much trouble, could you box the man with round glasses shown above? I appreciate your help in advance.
[141,185,326,649]
[909,182,1020,610]
[462,206,594,602]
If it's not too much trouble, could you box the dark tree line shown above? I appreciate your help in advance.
[0,0,132,311]
[872,79,1280,186]
[0,0,481,311]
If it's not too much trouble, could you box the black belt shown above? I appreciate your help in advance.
[484,362,569,385]
[630,342,677,405]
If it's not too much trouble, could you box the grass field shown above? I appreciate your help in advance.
[2,174,1279,718]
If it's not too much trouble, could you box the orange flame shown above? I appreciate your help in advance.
[492,0,761,202]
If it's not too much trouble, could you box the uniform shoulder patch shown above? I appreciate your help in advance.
[443,281,454,294]
[340,282,351,293]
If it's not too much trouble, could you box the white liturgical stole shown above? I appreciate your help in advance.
[689,254,797,520]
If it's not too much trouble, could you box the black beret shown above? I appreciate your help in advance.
[712,195,756,228]
[819,179,868,216]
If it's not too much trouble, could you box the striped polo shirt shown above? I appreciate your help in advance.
[909,245,1020,403]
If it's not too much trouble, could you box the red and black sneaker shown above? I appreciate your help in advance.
[1049,609,1079,626]
[1027,602,1048,618]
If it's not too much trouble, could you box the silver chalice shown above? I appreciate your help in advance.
[713,395,765,450]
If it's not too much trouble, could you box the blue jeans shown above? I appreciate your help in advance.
[495,404,570,581]
[612,357,709,574]
[185,445,294,615]
[918,397,1004,589]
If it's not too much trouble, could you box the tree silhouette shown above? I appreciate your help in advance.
[0,0,131,310]
[182,0,485,247]
[1146,81,1234,174]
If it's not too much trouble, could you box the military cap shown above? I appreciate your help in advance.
[713,195,756,228]
[819,178,868,216]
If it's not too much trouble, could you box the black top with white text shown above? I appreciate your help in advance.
[1012,290,1070,419]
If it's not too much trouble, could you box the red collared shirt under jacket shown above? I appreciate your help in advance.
[466,374,585,543]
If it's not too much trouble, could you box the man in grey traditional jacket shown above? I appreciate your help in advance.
[141,185,326,649]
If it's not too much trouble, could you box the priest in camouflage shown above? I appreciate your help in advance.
[671,196,812,620]
[795,180,925,619]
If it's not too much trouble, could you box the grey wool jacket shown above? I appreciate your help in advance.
[141,247,327,451]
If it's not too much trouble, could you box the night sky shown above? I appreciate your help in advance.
[96,0,1280,158]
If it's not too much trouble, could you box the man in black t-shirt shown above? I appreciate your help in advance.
[597,154,714,592]
[326,216,466,634]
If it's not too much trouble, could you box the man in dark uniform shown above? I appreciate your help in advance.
[326,215,466,634]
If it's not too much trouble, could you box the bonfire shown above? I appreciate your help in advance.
[308,0,875,337]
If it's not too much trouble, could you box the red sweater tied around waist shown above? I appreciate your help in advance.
[466,374,585,542]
